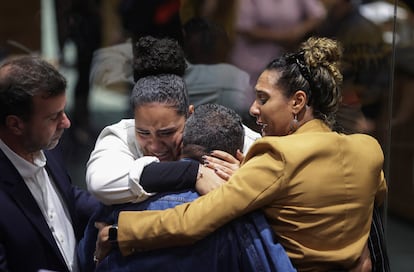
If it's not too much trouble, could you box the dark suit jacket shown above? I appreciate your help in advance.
[0,146,99,272]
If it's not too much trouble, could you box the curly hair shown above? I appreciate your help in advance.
[182,104,244,161]
[130,36,189,118]
[132,36,187,81]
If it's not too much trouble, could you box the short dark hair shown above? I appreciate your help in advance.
[182,104,244,161]
[0,56,67,125]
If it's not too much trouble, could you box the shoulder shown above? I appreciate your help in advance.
[346,133,384,156]
[94,119,139,153]
[98,119,135,139]
[257,132,384,162]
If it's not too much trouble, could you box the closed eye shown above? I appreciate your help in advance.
[257,94,268,105]
[136,130,150,136]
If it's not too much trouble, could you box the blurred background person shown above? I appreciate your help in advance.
[229,0,326,85]
[317,0,390,137]
[55,0,103,144]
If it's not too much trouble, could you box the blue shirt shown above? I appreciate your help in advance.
[78,190,296,272]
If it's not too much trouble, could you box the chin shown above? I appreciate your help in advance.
[45,140,59,150]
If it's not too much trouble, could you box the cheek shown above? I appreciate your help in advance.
[171,133,183,148]
[135,136,149,151]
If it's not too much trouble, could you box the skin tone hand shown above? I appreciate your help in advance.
[94,222,111,264]
[195,165,226,195]
[203,149,244,181]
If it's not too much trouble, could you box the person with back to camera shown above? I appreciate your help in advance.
[0,56,99,272]
[95,36,387,272]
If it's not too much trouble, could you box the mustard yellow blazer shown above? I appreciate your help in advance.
[118,119,387,272]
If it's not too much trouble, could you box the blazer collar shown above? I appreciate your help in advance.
[294,119,332,134]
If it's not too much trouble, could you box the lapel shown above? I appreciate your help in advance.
[0,149,67,264]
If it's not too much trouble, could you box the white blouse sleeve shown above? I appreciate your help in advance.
[86,120,157,205]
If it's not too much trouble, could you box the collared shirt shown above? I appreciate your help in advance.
[0,139,78,272]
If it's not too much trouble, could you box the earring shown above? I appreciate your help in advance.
[289,114,299,134]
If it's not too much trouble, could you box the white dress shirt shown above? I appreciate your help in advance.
[0,139,78,272]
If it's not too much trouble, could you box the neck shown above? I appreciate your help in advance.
[0,132,36,163]
[296,106,315,130]
[180,144,208,163]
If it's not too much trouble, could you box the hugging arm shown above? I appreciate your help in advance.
[140,161,199,192]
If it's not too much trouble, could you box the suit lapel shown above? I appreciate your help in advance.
[0,150,66,265]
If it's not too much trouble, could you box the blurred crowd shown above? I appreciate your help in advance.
[1,0,414,221]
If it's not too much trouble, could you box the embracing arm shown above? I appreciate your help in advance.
[86,121,224,204]
[114,148,284,255]
[140,161,198,192]
[86,122,158,204]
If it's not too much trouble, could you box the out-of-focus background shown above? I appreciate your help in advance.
[1,0,414,270]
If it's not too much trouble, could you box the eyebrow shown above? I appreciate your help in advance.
[255,90,269,96]
[135,126,179,132]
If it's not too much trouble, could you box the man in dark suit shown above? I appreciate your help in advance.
[0,56,99,272]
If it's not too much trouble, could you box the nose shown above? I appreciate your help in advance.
[60,112,71,129]
[148,137,164,153]
[249,100,259,118]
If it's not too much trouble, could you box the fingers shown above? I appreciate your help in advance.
[214,167,231,181]
[203,161,234,180]
[195,167,226,194]
[203,153,240,169]
[95,221,108,230]
[94,223,112,264]
[209,150,240,164]
[236,149,245,162]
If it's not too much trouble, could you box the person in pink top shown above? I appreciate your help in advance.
[230,0,326,85]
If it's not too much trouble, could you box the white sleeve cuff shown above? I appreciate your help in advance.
[128,156,159,202]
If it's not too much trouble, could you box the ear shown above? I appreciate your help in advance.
[188,105,195,116]
[5,115,25,135]
[291,90,307,114]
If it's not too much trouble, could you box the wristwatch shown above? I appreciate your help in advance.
[108,224,118,245]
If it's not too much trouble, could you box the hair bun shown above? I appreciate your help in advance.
[302,37,343,85]
[133,36,187,81]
